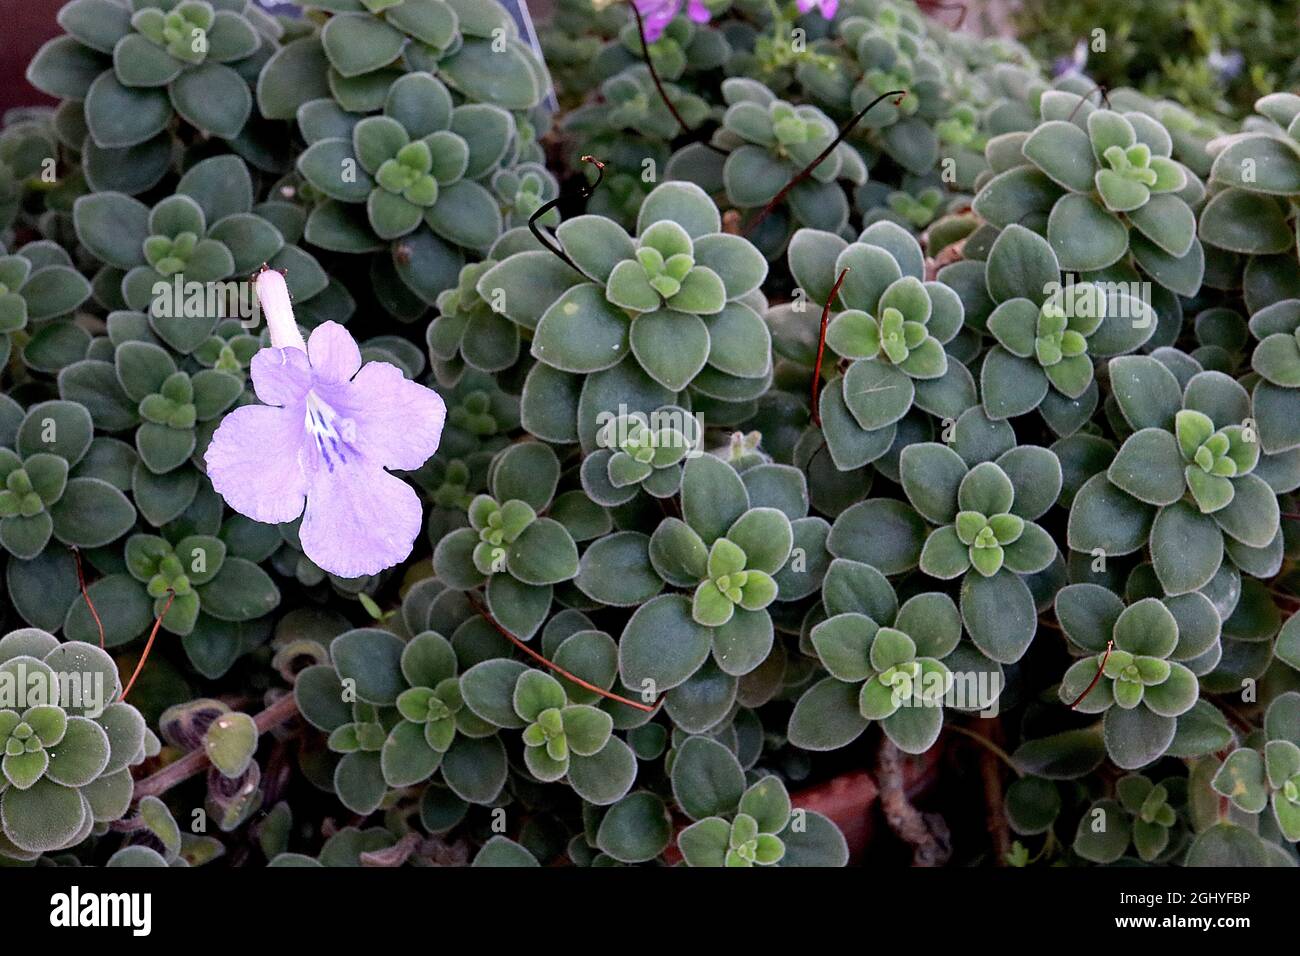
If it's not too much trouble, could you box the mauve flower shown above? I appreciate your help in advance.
[204,269,446,578]
[796,0,839,18]
[634,0,711,44]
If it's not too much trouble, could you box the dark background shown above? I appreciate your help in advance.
[1,0,64,113]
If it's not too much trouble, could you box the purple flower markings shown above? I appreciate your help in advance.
[633,0,837,44]
[796,0,839,17]
[633,0,711,43]
[205,268,447,578]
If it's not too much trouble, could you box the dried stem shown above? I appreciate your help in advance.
[131,691,300,801]
[528,155,605,272]
[466,592,661,713]
[1066,83,1111,122]
[876,737,951,866]
[744,89,907,236]
[809,267,850,427]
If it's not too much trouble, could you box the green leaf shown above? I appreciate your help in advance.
[638,181,722,240]
[532,284,629,374]
[986,223,1061,303]
[1107,428,1185,506]
[0,778,87,853]
[327,628,405,707]
[197,556,279,622]
[567,735,636,805]
[828,498,926,575]
[1151,500,1224,596]
[619,594,712,693]
[678,816,730,867]
[629,309,709,390]
[1072,799,1131,863]
[1198,188,1293,255]
[506,518,578,586]
[961,568,1037,664]
[49,477,134,548]
[981,347,1048,419]
[440,38,541,111]
[1047,193,1128,272]
[670,735,745,821]
[725,507,793,575]
[576,532,663,607]
[1108,355,1182,432]
[810,613,876,683]
[1023,120,1096,192]
[203,711,257,778]
[1103,705,1177,770]
[1212,747,1268,813]
[424,180,502,251]
[596,792,673,863]
[842,358,914,430]
[321,12,405,78]
[84,72,171,149]
[169,62,251,140]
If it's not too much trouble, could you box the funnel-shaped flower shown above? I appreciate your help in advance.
[205,269,446,577]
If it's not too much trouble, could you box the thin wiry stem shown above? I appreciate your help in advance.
[528,155,605,272]
[1066,82,1111,122]
[466,592,661,713]
[744,89,907,236]
[1068,639,1113,710]
[628,1,693,136]
[809,266,850,427]
[119,589,174,703]
[70,546,106,649]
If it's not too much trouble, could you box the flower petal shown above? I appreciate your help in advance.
[205,405,309,524]
[250,346,312,407]
[307,321,362,384]
[300,463,423,577]
[320,361,446,471]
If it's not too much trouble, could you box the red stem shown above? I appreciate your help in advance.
[744,89,907,236]
[70,545,106,649]
[119,589,174,703]
[1069,639,1113,710]
[466,592,661,713]
[810,266,851,427]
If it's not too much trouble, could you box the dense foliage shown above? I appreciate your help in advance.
[0,0,1298,868]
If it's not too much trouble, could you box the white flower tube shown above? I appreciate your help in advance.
[256,267,307,353]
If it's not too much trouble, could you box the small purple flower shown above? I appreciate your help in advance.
[1053,39,1089,79]
[633,0,711,44]
[796,0,839,18]
[1207,48,1244,83]
[205,269,446,578]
